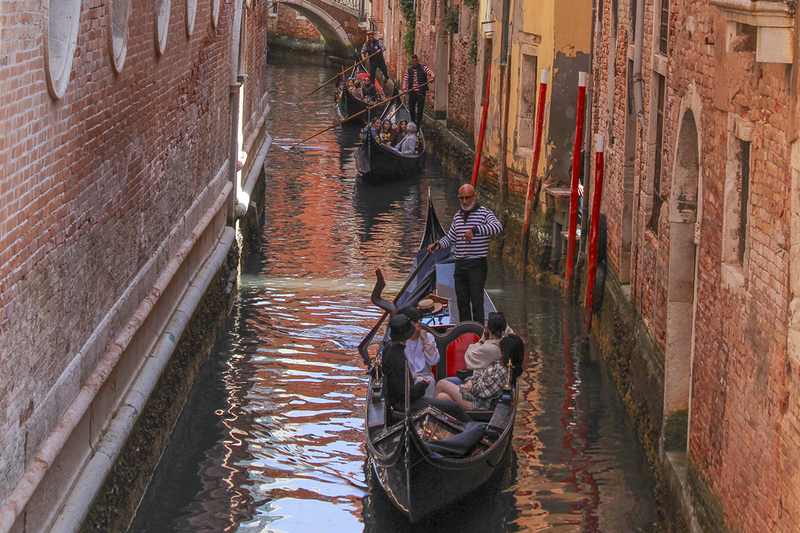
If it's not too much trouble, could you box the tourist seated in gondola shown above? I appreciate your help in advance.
[433,334,524,411]
[398,306,439,397]
[383,314,431,412]
[362,76,379,103]
[396,120,408,144]
[381,119,397,146]
[352,79,364,100]
[394,122,418,154]
[442,312,513,385]
[362,117,383,143]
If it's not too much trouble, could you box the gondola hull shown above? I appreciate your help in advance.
[335,64,387,126]
[362,197,516,523]
[356,104,425,182]
[355,135,425,182]
[366,389,517,522]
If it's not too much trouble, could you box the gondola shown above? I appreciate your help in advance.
[335,63,387,125]
[355,103,426,182]
[359,195,517,523]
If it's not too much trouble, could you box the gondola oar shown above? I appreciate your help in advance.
[291,82,430,149]
[357,250,434,366]
[294,51,381,105]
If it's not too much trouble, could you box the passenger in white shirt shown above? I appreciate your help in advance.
[399,306,440,397]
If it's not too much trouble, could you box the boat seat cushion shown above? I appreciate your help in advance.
[446,333,480,377]
[424,421,487,457]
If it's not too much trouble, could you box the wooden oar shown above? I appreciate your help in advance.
[357,250,434,366]
[292,81,430,149]
[294,51,380,105]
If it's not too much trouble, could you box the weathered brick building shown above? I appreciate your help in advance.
[590,0,800,530]
[377,0,478,140]
[0,0,271,529]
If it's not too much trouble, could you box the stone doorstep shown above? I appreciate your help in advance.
[663,450,705,533]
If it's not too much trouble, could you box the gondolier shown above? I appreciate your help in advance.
[361,31,389,85]
[402,54,435,126]
[427,184,503,323]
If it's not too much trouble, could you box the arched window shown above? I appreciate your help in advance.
[155,0,171,54]
[108,0,131,72]
[44,0,81,98]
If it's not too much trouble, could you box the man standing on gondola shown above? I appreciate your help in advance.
[402,54,435,127]
[361,31,389,87]
[427,184,503,323]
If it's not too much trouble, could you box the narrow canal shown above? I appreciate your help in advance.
[128,54,658,532]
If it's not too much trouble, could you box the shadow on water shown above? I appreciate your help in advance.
[127,54,659,533]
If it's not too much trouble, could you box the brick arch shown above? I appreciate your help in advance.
[274,0,358,57]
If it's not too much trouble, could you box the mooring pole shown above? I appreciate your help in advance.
[472,65,492,187]
[583,135,605,334]
[520,67,549,272]
[565,72,587,297]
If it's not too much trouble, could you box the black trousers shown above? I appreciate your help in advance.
[453,258,488,323]
[370,61,389,85]
[408,92,426,126]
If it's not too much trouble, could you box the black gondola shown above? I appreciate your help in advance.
[359,195,516,523]
[355,103,426,182]
[335,64,388,125]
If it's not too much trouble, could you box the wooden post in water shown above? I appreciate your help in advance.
[520,68,549,272]
[583,135,605,334]
[565,72,587,297]
[472,66,492,187]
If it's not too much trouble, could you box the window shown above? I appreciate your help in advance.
[659,0,670,55]
[722,115,754,286]
[108,0,131,72]
[648,73,666,234]
[516,53,538,152]
[155,0,171,54]
[738,140,751,265]
[44,0,81,98]
[186,0,197,36]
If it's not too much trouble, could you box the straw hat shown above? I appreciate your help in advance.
[417,298,443,316]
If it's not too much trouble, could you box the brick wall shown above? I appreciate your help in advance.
[0,0,269,524]
[266,3,322,40]
[592,0,800,529]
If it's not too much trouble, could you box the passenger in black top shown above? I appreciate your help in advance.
[361,76,378,104]
[383,314,429,412]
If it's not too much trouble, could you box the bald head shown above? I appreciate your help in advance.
[458,184,477,211]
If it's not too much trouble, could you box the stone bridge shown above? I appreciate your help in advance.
[275,0,366,58]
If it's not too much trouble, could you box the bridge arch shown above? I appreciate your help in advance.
[274,0,359,58]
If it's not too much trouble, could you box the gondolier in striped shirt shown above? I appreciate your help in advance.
[427,184,503,323]
[361,31,389,86]
[402,54,435,126]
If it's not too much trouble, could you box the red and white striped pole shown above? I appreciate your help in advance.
[583,135,605,333]
[565,71,587,297]
[472,65,492,187]
[520,67,549,271]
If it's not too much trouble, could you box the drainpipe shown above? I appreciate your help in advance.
[228,0,245,225]
[632,0,645,128]
[497,0,512,205]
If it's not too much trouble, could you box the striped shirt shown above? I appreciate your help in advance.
[402,65,435,92]
[361,39,386,59]
[438,205,503,260]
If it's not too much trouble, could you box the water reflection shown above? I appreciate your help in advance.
[128,53,657,533]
